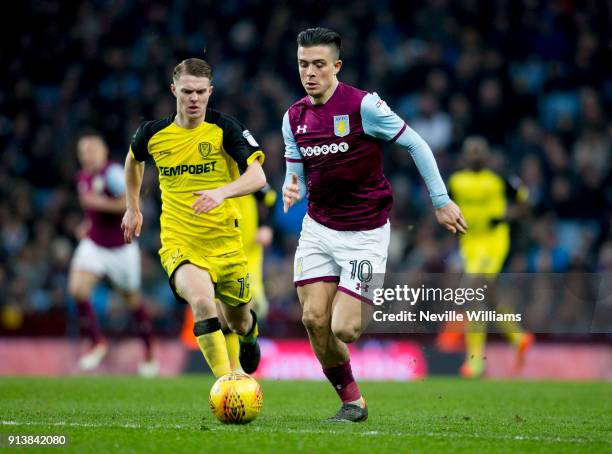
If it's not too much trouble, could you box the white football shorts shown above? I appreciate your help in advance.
[71,237,141,291]
[293,214,389,303]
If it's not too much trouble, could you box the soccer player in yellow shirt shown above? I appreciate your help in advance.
[122,58,266,377]
[180,186,276,373]
[447,136,533,378]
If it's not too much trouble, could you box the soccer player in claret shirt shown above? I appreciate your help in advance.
[68,131,157,376]
[282,28,468,422]
[122,58,266,378]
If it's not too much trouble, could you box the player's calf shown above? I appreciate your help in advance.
[193,317,232,377]
[323,361,367,422]
[238,310,261,374]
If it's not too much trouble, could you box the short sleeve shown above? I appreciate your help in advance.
[105,163,126,196]
[129,115,174,162]
[219,114,264,173]
[360,92,407,142]
[129,123,150,162]
[282,111,302,162]
[506,175,529,203]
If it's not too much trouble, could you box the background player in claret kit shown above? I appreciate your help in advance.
[122,58,266,378]
[282,27,468,422]
[443,136,534,378]
[68,131,157,376]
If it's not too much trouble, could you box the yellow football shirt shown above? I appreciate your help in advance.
[129,109,264,257]
[448,169,527,234]
[449,169,529,273]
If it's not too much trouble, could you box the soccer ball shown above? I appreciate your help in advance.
[209,373,263,424]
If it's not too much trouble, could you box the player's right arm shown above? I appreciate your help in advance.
[122,124,149,243]
[122,153,144,243]
[360,93,467,234]
[281,111,307,213]
[192,113,266,214]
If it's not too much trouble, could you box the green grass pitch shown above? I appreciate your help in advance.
[0,376,609,453]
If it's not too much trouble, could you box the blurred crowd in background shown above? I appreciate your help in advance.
[1,0,610,337]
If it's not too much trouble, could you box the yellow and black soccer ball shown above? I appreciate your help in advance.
[209,373,263,424]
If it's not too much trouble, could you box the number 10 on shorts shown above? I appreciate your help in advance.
[349,260,373,283]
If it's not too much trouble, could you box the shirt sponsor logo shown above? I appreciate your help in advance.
[333,115,350,137]
[158,161,217,176]
[299,142,349,157]
[374,96,392,115]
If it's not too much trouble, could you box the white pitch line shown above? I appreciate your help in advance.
[0,420,601,445]
[255,427,595,444]
[0,420,187,430]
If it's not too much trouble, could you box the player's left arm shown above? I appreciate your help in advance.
[78,164,127,214]
[360,93,467,234]
[501,175,530,223]
[192,117,266,214]
[253,184,277,246]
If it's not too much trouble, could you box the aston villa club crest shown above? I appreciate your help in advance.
[92,176,105,194]
[333,115,350,137]
[199,142,212,159]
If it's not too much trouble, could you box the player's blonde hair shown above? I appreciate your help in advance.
[173,58,213,82]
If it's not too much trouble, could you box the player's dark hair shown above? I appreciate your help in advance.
[173,58,213,82]
[462,135,490,154]
[297,27,341,58]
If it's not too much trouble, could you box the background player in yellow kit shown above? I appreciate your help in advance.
[122,58,266,377]
[447,136,533,378]
[235,185,277,319]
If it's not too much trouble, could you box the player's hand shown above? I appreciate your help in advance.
[283,173,301,213]
[121,207,143,243]
[435,201,468,234]
[256,225,274,247]
[192,188,226,214]
[74,219,92,240]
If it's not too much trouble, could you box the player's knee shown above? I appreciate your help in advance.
[68,281,88,301]
[189,296,216,320]
[332,324,361,344]
[301,310,328,334]
[123,292,141,309]
[226,316,251,336]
